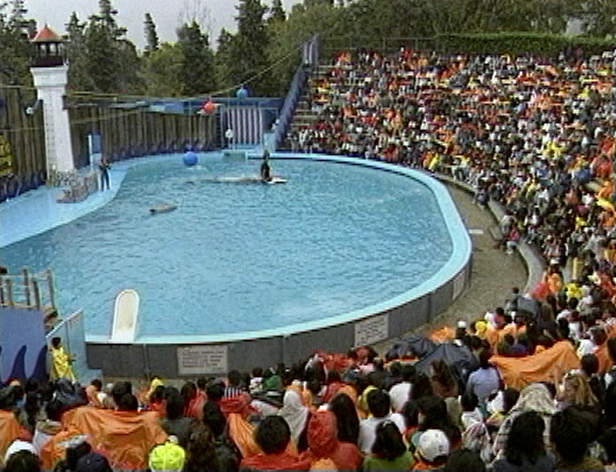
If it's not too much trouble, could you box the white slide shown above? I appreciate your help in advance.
[110,289,140,343]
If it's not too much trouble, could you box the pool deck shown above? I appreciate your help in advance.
[1,167,127,248]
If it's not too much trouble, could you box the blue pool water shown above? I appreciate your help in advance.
[2,155,454,336]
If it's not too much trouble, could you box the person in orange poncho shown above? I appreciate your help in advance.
[0,408,28,462]
[591,326,612,374]
[305,410,362,471]
[185,378,207,420]
[322,370,345,404]
[240,416,310,471]
[484,308,507,349]
[65,404,167,470]
[531,265,563,301]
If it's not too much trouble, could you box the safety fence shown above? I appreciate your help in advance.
[0,268,57,317]
[46,309,92,382]
[275,35,320,149]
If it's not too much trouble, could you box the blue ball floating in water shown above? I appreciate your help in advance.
[183,151,198,167]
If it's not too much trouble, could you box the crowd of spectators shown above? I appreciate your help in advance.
[1,318,616,472]
[3,49,616,471]
[288,48,616,273]
[1,308,616,472]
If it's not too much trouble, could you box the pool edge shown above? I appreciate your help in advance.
[85,153,473,377]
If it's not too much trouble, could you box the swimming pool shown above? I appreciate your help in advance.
[2,154,455,338]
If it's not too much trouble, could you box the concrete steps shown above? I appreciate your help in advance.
[282,63,341,147]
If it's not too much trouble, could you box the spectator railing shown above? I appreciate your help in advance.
[46,309,98,382]
[274,35,320,149]
[0,267,57,316]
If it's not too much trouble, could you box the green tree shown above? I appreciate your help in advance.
[234,0,270,96]
[9,0,27,30]
[116,39,143,93]
[269,0,286,23]
[264,0,341,95]
[91,0,126,38]
[582,0,616,36]
[144,12,159,54]
[215,28,238,92]
[304,0,334,6]
[0,0,34,84]
[177,21,216,95]
[66,12,95,90]
[84,19,118,92]
[84,0,142,93]
[141,42,184,96]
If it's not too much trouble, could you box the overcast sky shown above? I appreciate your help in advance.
[25,0,303,50]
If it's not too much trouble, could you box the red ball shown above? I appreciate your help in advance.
[202,99,214,115]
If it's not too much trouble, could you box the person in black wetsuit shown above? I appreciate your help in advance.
[260,150,271,182]
[99,155,111,191]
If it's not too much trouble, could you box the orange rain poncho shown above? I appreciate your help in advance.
[491,341,580,390]
[0,410,28,461]
[64,406,167,470]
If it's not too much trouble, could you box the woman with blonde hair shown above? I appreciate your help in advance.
[557,371,598,408]
[557,371,602,443]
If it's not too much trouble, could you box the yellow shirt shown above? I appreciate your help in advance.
[50,345,75,381]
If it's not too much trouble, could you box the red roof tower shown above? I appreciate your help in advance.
[31,25,65,68]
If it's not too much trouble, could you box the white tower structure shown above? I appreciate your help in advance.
[30,25,75,174]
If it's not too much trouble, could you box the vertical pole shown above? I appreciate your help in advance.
[0,276,4,305]
[31,279,42,310]
[46,269,56,309]
[6,278,14,307]
[190,103,193,150]
[22,267,31,306]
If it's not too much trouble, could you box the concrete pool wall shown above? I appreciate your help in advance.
[85,154,473,378]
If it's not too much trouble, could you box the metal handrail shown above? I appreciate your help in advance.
[0,267,56,312]
[275,35,320,149]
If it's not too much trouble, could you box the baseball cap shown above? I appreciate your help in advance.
[148,441,185,471]
[417,429,450,462]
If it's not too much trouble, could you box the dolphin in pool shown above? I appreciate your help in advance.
[149,203,178,214]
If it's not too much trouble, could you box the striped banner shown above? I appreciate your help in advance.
[223,106,264,146]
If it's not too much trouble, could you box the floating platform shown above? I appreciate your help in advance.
[222,150,247,160]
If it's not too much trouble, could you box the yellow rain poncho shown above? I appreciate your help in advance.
[49,345,75,382]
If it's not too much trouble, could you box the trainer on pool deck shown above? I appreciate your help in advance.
[99,155,111,191]
[260,150,272,182]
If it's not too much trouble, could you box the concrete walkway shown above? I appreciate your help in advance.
[0,167,126,248]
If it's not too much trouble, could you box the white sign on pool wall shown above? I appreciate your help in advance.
[177,345,228,375]
[355,314,389,346]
